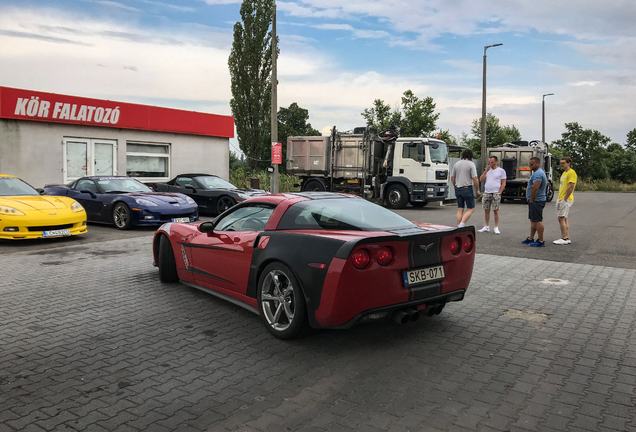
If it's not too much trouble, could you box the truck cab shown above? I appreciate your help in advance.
[381,138,449,208]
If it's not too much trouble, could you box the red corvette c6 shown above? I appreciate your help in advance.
[153,193,475,339]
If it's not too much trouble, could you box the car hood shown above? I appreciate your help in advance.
[126,192,192,205]
[0,195,72,212]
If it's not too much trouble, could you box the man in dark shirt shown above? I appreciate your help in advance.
[522,157,547,247]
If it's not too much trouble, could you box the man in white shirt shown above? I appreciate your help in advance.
[478,156,507,234]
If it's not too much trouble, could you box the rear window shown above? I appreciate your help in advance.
[277,198,416,231]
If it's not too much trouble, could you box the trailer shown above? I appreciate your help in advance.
[488,140,554,202]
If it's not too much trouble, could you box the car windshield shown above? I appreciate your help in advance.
[277,198,416,231]
[96,178,152,193]
[430,142,448,164]
[0,177,39,196]
[195,176,236,190]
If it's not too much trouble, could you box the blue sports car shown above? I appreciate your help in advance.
[43,176,198,229]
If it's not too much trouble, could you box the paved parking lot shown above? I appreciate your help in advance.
[2,233,636,431]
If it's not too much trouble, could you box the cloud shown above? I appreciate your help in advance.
[0,7,233,109]
[568,81,599,87]
[277,2,343,19]
[314,23,390,39]
[0,30,93,46]
[85,0,141,13]
[282,0,636,47]
[197,0,241,5]
[138,0,195,13]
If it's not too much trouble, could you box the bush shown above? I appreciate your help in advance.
[573,179,636,192]
[230,166,300,193]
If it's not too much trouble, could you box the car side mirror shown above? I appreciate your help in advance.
[198,221,214,233]
[36,188,44,194]
[186,185,197,193]
[80,189,97,199]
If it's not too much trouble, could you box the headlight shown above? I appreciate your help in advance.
[135,198,158,207]
[185,196,196,205]
[0,205,25,216]
[71,201,84,212]
[236,193,249,200]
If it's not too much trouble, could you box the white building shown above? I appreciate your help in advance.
[0,86,234,188]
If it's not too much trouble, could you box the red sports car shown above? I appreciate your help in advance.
[153,193,475,339]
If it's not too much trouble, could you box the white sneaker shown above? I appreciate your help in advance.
[494,227,500,234]
[458,222,465,228]
[553,238,570,245]
[478,226,490,232]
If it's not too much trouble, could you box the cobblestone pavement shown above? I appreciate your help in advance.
[1,237,635,432]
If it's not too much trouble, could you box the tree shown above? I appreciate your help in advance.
[277,102,321,172]
[607,143,624,153]
[608,150,636,183]
[361,99,401,132]
[626,128,636,152]
[361,90,439,137]
[228,0,275,169]
[433,129,458,146]
[467,113,522,157]
[551,122,611,180]
[399,90,439,137]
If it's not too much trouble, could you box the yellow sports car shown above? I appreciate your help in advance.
[0,174,87,240]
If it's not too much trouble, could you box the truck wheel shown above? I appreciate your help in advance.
[411,202,428,208]
[303,179,326,192]
[386,184,409,209]
[546,182,554,202]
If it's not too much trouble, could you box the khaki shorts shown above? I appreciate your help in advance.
[482,192,501,211]
[556,200,573,218]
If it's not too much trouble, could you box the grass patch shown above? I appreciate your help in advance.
[230,168,300,193]
[554,178,636,192]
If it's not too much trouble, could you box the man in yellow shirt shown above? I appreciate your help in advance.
[553,157,577,245]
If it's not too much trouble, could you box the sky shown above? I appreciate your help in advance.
[1,0,636,150]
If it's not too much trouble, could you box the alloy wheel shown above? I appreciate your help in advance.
[260,270,296,331]
[113,204,129,228]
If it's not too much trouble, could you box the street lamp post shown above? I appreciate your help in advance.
[481,43,503,191]
[270,1,279,193]
[542,93,554,144]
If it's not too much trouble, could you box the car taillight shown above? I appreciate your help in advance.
[463,235,474,253]
[376,247,393,266]
[449,237,461,255]
[351,249,370,269]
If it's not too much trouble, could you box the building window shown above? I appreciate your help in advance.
[126,142,170,180]
[63,138,117,182]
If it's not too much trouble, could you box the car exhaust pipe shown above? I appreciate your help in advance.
[392,310,410,324]
[435,304,445,315]
[426,305,437,317]
[406,308,419,322]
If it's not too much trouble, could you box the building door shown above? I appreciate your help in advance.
[64,138,117,182]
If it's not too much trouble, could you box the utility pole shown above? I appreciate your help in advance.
[270,1,279,193]
[480,43,502,192]
[542,93,554,143]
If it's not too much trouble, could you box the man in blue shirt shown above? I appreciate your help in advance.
[522,157,547,247]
